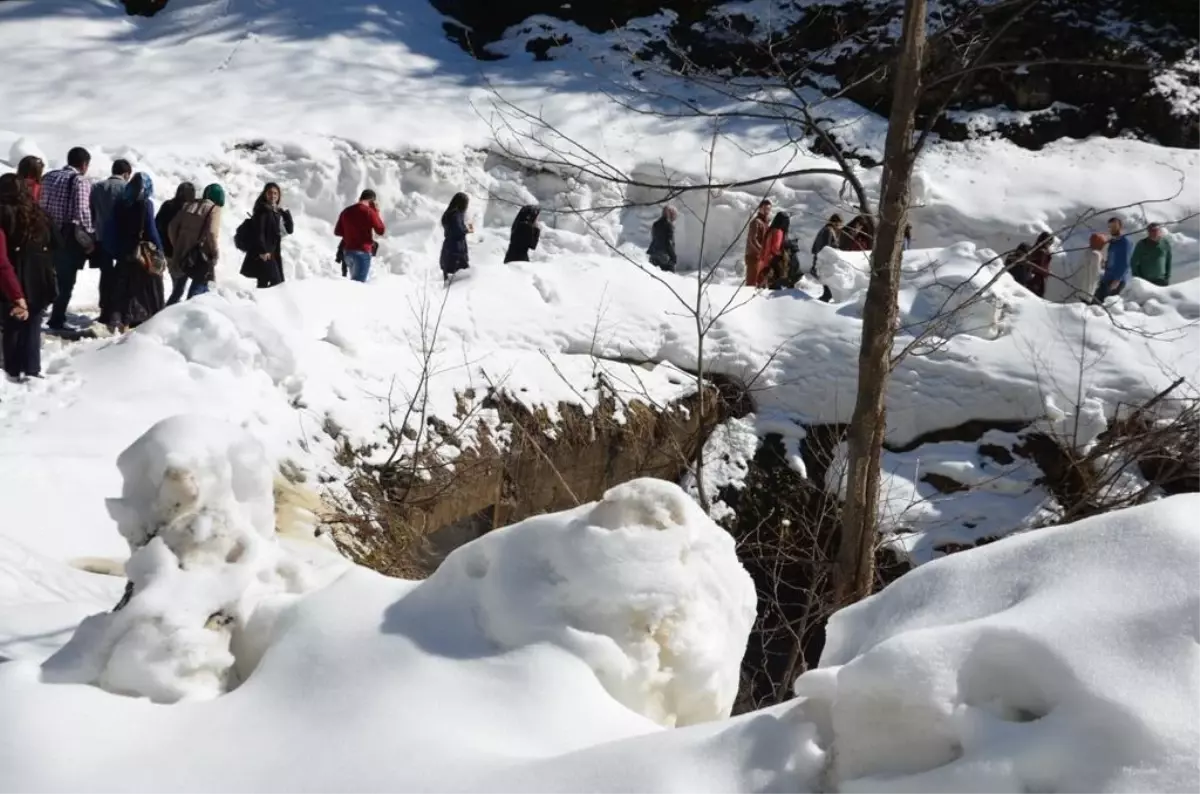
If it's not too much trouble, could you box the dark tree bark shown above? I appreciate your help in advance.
[835,0,927,608]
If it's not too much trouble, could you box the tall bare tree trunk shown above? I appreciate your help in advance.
[835,0,927,607]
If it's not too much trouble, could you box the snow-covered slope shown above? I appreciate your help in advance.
[803,494,1200,792]
[1,417,1196,791]
[0,1,1198,788]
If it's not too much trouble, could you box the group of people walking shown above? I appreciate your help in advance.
[0,146,304,380]
[1005,217,1173,303]
[432,193,542,283]
[644,200,911,302]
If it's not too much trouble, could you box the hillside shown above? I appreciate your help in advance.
[125,0,1200,148]
[1,0,1199,790]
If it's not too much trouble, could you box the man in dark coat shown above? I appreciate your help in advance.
[90,159,132,324]
[647,205,677,272]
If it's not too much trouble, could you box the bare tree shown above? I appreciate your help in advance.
[833,0,928,606]
[475,0,1194,612]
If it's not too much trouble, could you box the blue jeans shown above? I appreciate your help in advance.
[168,275,211,305]
[344,249,372,282]
[167,274,189,306]
[1093,279,1125,303]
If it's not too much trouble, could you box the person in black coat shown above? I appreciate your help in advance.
[240,182,294,289]
[439,192,472,283]
[504,205,541,263]
[0,174,58,379]
[647,205,677,272]
[108,172,166,329]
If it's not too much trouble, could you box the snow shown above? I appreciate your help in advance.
[43,416,345,703]
[805,495,1200,792]
[0,0,1197,789]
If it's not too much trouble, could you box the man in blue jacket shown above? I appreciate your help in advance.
[1094,217,1131,303]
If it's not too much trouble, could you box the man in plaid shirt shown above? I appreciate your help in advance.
[39,147,95,330]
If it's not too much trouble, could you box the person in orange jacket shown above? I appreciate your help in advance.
[744,199,771,286]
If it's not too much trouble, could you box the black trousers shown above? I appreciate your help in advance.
[92,247,117,324]
[3,309,43,378]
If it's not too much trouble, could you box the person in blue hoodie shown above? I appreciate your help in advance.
[1094,217,1131,303]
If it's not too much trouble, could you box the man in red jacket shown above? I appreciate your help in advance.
[334,189,386,282]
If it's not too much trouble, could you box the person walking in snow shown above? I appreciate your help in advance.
[107,172,166,329]
[439,192,472,284]
[1045,232,1104,304]
[743,199,771,286]
[1131,222,1172,287]
[754,211,790,289]
[903,223,912,251]
[647,205,678,273]
[841,214,874,252]
[1004,243,1033,290]
[90,159,134,326]
[39,147,95,331]
[240,182,293,289]
[168,183,224,301]
[504,205,541,263]
[156,182,196,304]
[1025,231,1054,298]
[0,174,57,379]
[16,155,43,203]
[809,213,842,302]
[335,189,386,282]
[1094,217,1131,303]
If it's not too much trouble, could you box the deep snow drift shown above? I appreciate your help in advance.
[0,418,1195,792]
[0,1,1198,790]
[800,496,1200,792]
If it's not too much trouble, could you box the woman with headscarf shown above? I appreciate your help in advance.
[157,182,196,303]
[240,182,293,289]
[440,192,472,283]
[16,156,44,203]
[754,211,790,288]
[504,205,541,263]
[168,183,225,302]
[107,172,166,329]
[0,174,57,379]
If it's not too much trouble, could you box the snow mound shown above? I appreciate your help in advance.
[432,477,757,727]
[41,416,342,703]
[797,495,1200,792]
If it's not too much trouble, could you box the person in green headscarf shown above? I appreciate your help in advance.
[167,182,225,302]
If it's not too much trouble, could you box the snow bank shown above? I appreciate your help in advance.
[40,416,343,703]
[798,495,1200,792]
[0,467,767,791]
[431,477,757,727]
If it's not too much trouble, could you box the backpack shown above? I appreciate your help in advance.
[179,205,217,281]
[233,215,254,252]
[768,244,792,288]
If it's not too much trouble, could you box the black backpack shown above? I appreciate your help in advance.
[233,215,254,253]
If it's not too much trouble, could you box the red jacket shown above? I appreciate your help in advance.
[334,202,385,253]
[0,228,25,305]
[24,179,40,204]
